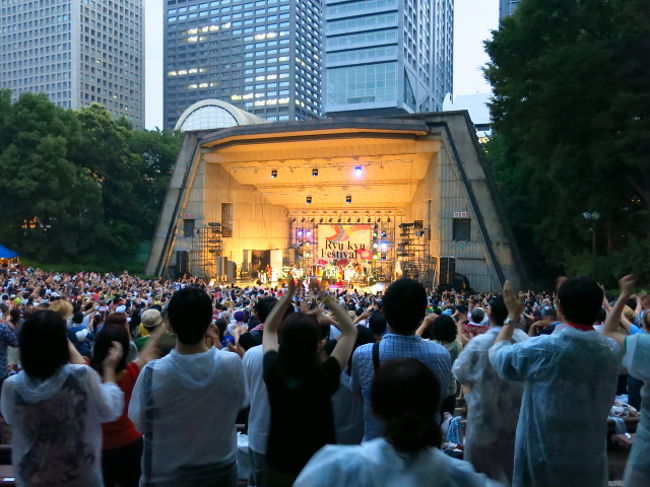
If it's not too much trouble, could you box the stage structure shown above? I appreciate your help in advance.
[146,112,527,291]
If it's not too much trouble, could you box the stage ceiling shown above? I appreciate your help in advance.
[200,130,441,208]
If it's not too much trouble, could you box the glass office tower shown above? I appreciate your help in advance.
[164,0,322,129]
[0,0,145,128]
[499,0,520,21]
[324,0,453,117]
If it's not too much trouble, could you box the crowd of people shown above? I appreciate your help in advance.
[0,262,649,486]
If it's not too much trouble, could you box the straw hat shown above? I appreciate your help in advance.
[49,300,73,320]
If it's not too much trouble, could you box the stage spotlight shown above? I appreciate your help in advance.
[381,242,389,251]
[377,218,381,223]
[381,232,387,238]
[310,218,315,223]
[306,230,312,237]
[271,169,277,178]
[312,168,318,177]
[297,229,303,238]
[338,218,342,223]
[381,254,387,261]
[367,218,371,223]
[346,195,352,204]
[387,217,391,223]
[354,166,362,177]
[306,196,312,205]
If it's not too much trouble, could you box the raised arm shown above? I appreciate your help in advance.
[262,279,298,353]
[495,280,524,344]
[322,293,357,370]
[604,275,635,348]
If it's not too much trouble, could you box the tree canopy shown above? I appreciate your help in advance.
[484,0,650,285]
[0,93,182,267]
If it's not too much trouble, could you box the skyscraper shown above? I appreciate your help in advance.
[0,0,145,129]
[163,0,321,129]
[499,0,520,21]
[323,0,453,117]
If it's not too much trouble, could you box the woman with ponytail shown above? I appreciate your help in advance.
[295,358,502,487]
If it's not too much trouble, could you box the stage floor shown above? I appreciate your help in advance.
[211,279,388,294]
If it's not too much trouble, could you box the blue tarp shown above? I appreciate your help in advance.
[0,245,18,259]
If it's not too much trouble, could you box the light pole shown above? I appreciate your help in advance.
[582,211,600,279]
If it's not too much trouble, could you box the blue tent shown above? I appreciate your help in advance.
[0,244,18,259]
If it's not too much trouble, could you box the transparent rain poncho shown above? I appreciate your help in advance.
[128,347,248,485]
[622,332,650,486]
[0,364,123,486]
[452,327,528,482]
[489,326,621,487]
[294,437,504,487]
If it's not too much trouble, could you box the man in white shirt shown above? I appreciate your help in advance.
[129,287,248,486]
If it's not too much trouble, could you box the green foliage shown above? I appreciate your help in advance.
[484,0,650,284]
[0,92,182,268]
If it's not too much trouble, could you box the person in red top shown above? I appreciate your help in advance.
[91,322,164,487]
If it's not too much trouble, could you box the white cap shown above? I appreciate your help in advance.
[115,305,127,313]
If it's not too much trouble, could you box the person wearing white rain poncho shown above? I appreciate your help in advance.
[488,278,621,487]
[452,295,528,484]
[603,275,650,487]
[294,358,503,487]
[128,287,248,487]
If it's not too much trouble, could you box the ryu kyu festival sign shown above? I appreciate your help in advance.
[318,224,372,262]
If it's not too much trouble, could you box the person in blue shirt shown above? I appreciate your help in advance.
[489,278,620,487]
[351,278,451,441]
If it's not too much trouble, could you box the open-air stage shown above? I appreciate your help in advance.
[146,112,526,293]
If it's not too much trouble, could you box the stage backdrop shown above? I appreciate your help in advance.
[318,224,372,262]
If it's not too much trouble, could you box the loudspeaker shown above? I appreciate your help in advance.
[216,256,228,279]
[439,257,456,286]
[176,251,189,275]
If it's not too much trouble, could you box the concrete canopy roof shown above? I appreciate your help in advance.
[198,118,439,209]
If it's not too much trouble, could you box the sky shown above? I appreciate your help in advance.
[143,0,499,130]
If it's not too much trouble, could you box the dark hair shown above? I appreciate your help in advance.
[371,358,442,455]
[368,310,387,337]
[20,310,70,380]
[92,324,129,374]
[214,318,228,342]
[278,312,320,378]
[254,296,278,323]
[382,279,427,334]
[558,277,603,326]
[104,312,127,328]
[167,287,213,344]
[470,308,485,324]
[72,311,84,325]
[430,315,457,343]
[488,295,508,326]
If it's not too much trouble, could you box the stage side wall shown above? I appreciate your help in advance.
[202,162,290,271]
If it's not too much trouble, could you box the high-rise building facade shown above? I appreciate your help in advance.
[323,0,453,117]
[499,0,520,21]
[0,0,144,128]
[163,0,321,129]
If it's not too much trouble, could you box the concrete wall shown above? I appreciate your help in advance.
[203,163,290,268]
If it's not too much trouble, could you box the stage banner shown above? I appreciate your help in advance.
[318,224,372,262]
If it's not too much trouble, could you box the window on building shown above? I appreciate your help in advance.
[221,203,233,237]
[183,218,195,238]
[452,219,471,241]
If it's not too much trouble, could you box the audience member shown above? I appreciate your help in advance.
[0,310,124,486]
[129,287,247,486]
[295,358,501,487]
[489,279,620,487]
